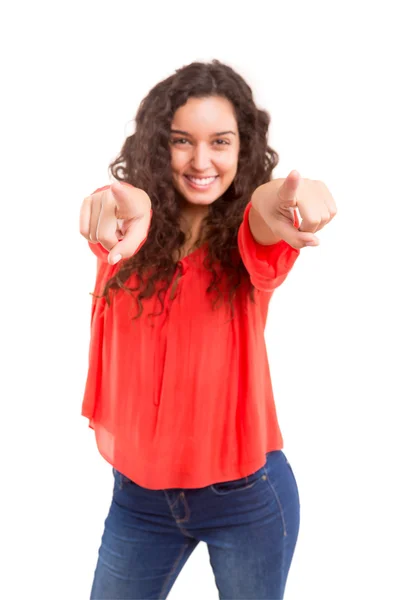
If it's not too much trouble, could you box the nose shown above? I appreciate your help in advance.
[191,143,212,171]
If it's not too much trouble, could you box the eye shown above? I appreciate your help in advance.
[171,138,190,145]
[213,139,229,146]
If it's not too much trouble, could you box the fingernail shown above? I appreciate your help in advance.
[110,254,122,264]
[305,242,318,247]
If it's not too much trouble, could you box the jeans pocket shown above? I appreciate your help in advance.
[210,464,267,496]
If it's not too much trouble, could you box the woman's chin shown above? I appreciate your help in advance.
[178,185,224,206]
[182,193,220,206]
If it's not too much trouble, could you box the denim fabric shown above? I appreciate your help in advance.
[90,450,300,599]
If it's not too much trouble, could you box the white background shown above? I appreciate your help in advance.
[2,1,400,598]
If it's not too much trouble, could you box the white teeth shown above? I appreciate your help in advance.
[186,176,217,186]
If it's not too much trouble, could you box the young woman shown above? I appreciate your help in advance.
[79,60,336,600]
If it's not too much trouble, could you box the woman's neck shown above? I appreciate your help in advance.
[179,200,209,249]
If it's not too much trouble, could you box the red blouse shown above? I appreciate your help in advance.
[82,186,300,489]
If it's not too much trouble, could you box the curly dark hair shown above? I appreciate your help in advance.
[96,59,279,319]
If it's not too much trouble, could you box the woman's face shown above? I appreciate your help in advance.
[170,96,240,207]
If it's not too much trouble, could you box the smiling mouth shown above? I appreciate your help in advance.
[184,175,219,187]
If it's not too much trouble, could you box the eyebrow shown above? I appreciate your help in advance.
[170,129,237,136]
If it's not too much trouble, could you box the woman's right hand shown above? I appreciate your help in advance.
[79,181,152,265]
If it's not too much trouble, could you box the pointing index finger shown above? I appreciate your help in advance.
[277,170,301,208]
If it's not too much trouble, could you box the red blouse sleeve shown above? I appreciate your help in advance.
[86,184,151,263]
[238,202,300,292]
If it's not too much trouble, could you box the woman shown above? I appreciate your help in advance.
[79,60,336,599]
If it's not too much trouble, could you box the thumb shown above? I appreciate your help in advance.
[275,218,320,249]
[277,170,301,208]
[106,182,152,265]
[108,210,152,265]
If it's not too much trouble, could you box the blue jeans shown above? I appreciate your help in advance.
[90,450,300,600]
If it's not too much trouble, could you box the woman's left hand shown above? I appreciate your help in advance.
[251,170,337,249]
